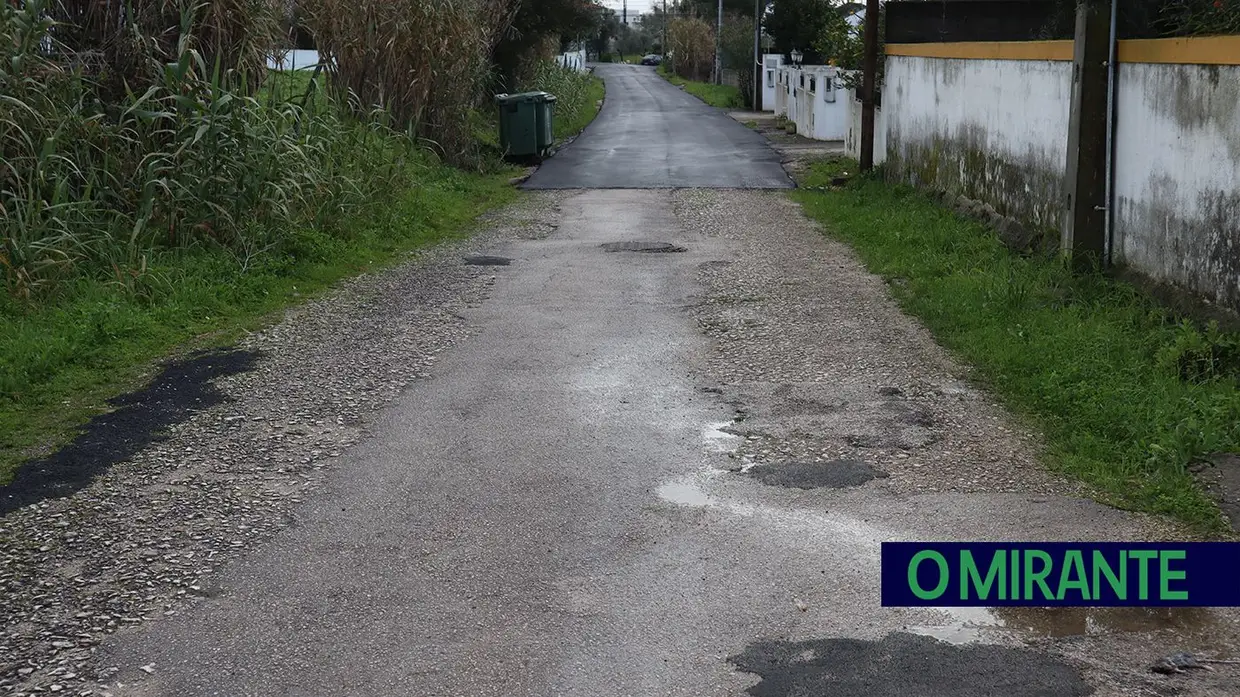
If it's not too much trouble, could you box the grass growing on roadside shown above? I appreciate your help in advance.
[1,58,606,486]
[0,164,516,484]
[520,64,605,141]
[472,65,604,151]
[794,157,1240,531]
[658,65,745,109]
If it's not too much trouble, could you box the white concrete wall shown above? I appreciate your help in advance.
[1112,62,1240,308]
[557,50,588,72]
[882,50,1240,309]
[844,88,886,164]
[883,55,1072,231]
[267,49,320,71]
[774,68,789,116]
[760,54,783,112]
[773,65,849,140]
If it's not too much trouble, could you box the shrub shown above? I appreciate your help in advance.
[301,0,514,167]
[669,17,714,82]
[0,1,423,299]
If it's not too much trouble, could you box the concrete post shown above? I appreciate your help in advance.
[1061,1,1112,269]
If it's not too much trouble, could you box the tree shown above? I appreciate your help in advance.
[589,7,622,58]
[813,2,884,95]
[719,15,756,104]
[766,0,836,63]
[492,0,605,89]
[669,16,714,80]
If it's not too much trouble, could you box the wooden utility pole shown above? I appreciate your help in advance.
[859,0,880,171]
[715,0,723,84]
[1061,0,1112,269]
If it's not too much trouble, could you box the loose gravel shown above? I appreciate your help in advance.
[673,187,1240,696]
[675,188,1080,500]
[0,192,567,696]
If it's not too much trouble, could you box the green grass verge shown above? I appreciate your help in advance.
[554,74,605,141]
[0,164,517,485]
[795,157,1240,533]
[658,65,745,109]
[0,69,607,487]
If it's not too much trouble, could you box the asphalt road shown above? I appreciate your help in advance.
[93,66,1238,697]
[523,64,792,189]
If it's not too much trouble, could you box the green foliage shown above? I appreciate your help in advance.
[1160,0,1240,35]
[765,0,836,62]
[669,16,716,81]
[518,63,606,140]
[660,67,745,108]
[494,0,606,89]
[302,0,509,166]
[1,3,423,299]
[794,159,1240,530]
[720,15,756,106]
[810,3,884,93]
[1158,320,1240,384]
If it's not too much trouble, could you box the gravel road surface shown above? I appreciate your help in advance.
[3,63,1239,697]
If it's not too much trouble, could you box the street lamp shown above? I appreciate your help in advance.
[790,49,803,67]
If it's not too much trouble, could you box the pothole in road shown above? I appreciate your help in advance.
[600,241,687,253]
[463,254,512,266]
[730,633,1091,697]
[745,459,888,489]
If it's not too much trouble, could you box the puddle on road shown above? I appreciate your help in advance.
[995,606,1217,639]
[657,479,713,507]
[908,606,1219,646]
[702,421,743,453]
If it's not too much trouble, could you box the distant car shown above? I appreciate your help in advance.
[640,54,662,66]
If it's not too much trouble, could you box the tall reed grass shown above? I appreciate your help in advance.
[669,17,714,82]
[0,1,422,300]
[302,0,516,167]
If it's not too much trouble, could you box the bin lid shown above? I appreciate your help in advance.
[495,91,553,104]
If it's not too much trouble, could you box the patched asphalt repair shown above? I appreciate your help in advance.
[0,349,258,516]
[729,633,1093,697]
[746,459,889,489]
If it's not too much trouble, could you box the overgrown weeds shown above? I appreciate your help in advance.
[794,159,1240,531]
[302,0,515,167]
[658,66,744,109]
[668,16,714,82]
[1,1,423,299]
[519,63,605,140]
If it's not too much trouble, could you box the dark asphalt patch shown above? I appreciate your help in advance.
[600,241,687,253]
[463,255,512,266]
[0,349,259,517]
[746,459,888,489]
[730,633,1092,697]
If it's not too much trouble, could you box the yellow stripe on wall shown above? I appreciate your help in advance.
[1118,36,1240,65]
[887,35,1240,65]
[886,41,1073,62]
